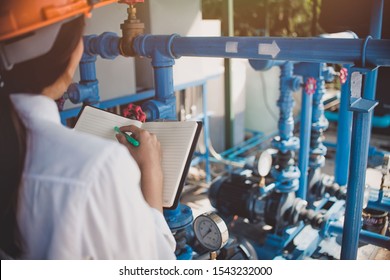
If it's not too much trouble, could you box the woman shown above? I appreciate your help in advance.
[0,0,175,259]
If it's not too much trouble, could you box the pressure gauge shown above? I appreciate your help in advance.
[193,212,229,251]
[257,149,273,177]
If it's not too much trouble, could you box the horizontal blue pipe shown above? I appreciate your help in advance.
[328,222,390,249]
[60,74,223,123]
[323,141,337,149]
[367,199,390,213]
[325,111,390,128]
[168,36,390,66]
[60,90,155,123]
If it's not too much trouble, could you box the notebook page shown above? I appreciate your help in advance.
[142,121,198,207]
[74,106,142,141]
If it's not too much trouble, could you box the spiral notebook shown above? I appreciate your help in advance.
[73,105,202,209]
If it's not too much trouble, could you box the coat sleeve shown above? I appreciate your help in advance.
[80,143,176,259]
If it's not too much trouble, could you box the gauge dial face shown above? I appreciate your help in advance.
[193,212,228,251]
[257,150,273,177]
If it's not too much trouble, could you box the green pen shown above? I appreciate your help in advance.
[114,126,140,147]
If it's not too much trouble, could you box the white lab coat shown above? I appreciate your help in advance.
[11,94,176,260]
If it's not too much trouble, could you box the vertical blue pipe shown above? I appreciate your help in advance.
[150,65,176,120]
[370,0,384,39]
[309,64,328,170]
[298,84,313,199]
[335,65,353,186]
[341,113,372,259]
[202,83,211,183]
[154,66,174,101]
[341,0,383,260]
[278,63,295,141]
[272,62,301,193]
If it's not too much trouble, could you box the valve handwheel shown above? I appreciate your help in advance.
[339,67,348,85]
[305,77,317,95]
[123,103,146,122]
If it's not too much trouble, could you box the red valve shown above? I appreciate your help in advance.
[123,103,146,122]
[305,77,317,95]
[339,67,348,84]
[119,0,144,4]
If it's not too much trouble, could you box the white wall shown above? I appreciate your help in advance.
[245,63,302,135]
[245,64,280,134]
[136,0,223,89]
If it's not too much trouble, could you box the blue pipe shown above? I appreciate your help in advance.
[328,222,390,250]
[66,32,120,105]
[60,89,155,124]
[248,59,285,71]
[309,63,329,170]
[298,79,313,200]
[83,32,121,59]
[133,34,179,120]
[67,41,99,105]
[341,0,384,260]
[341,113,374,259]
[294,63,323,199]
[163,203,194,260]
[367,199,390,213]
[155,36,390,66]
[142,65,176,120]
[370,0,384,39]
[271,62,301,193]
[321,32,356,185]
[202,83,211,183]
[327,111,390,128]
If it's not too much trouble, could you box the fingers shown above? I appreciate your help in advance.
[115,133,127,146]
[119,125,141,137]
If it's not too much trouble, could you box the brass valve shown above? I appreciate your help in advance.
[119,0,145,56]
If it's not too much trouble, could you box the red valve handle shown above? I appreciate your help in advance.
[339,67,348,85]
[123,103,146,122]
[305,77,317,95]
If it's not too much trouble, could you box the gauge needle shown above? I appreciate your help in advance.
[202,228,212,238]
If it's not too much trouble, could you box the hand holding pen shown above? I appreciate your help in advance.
[114,126,139,147]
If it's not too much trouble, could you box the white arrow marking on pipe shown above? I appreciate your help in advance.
[258,40,280,58]
[226,41,238,53]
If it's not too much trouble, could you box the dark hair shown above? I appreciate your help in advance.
[0,16,84,259]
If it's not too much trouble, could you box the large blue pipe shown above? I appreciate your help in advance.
[334,66,353,186]
[341,0,384,260]
[132,35,390,67]
[341,112,375,259]
[298,81,313,199]
[168,37,390,66]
